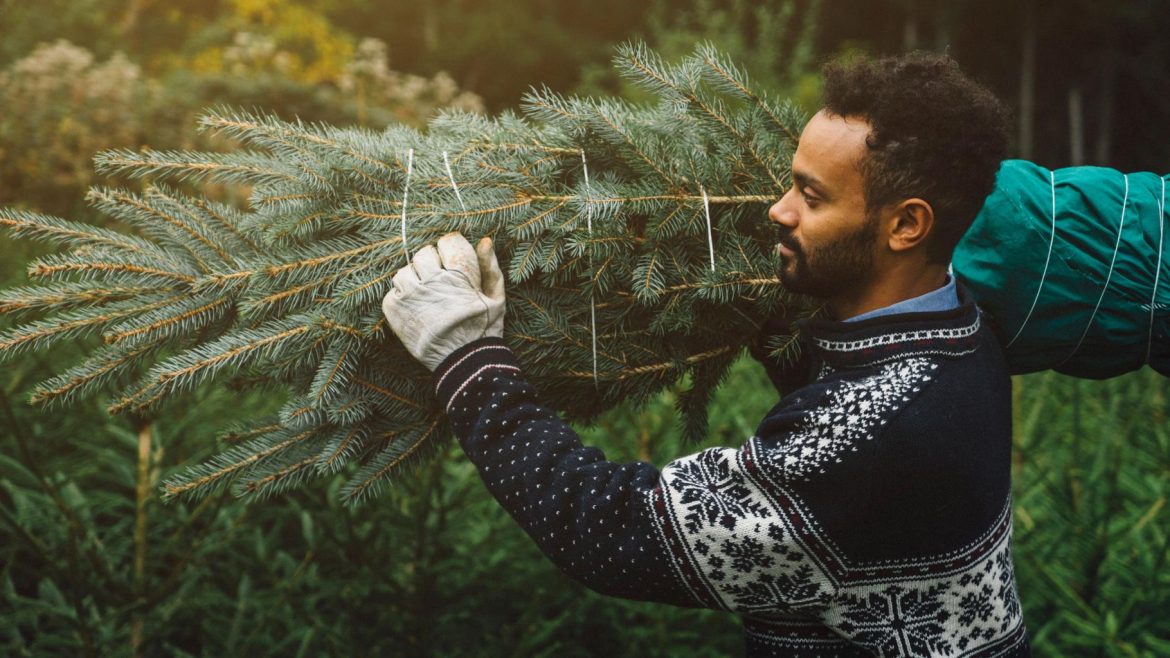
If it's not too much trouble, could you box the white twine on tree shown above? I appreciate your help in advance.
[701,185,716,272]
[1007,169,1057,349]
[1147,177,1166,365]
[400,148,414,262]
[581,149,598,387]
[1065,173,1130,363]
[442,151,467,212]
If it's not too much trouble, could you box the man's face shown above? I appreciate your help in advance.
[768,110,878,300]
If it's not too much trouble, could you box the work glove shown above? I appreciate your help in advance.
[381,232,505,371]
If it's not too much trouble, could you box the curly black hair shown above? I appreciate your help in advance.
[821,52,1010,263]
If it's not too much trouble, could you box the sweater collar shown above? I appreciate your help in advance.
[796,282,984,370]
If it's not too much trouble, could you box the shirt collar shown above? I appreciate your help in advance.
[796,280,983,370]
[844,274,959,323]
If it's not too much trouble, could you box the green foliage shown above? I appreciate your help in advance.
[1,42,809,502]
[1012,370,1170,657]
[0,355,746,657]
[328,0,660,111]
[577,0,823,109]
[3,349,1168,655]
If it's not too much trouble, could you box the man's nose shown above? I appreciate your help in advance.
[768,188,798,228]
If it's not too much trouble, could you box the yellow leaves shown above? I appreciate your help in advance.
[189,48,228,76]
[175,1,359,83]
[232,0,280,22]
[218,0,356,84]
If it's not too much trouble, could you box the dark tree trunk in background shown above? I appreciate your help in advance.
[934,1,957,52]
[423,2,440,55]
[119,0,149,40]
[1018,0,1037,160]
[903,0,919,50]
[1069,87,1085,166]
[1094,53,1116,165]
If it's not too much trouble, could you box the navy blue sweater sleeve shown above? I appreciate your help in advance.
[432,337,704,608]
[432,338,867,617]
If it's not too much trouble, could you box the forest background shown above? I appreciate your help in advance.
[0,0,1167,656]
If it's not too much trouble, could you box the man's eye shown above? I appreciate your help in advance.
[801,189,819,206]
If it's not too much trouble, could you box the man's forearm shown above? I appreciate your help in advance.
[432,337,701,608]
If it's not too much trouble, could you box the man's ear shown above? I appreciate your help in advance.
[886,198,935,253]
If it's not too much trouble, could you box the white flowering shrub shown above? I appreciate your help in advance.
[339,38,484,124]
[0,41,156,211]
[0,37,483,217]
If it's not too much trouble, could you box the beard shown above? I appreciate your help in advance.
[776,218,878,299]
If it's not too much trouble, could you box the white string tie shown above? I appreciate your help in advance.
[701,186,716,272]
[580,150,598,387]
[1008,169,1057,349]
[442,151,467,212]
[400,148,414,262]
[1148,178,1166,365]
[1066,173,1129,362]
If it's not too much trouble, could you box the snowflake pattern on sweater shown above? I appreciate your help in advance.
[433,289,1030,657]
[654,435,1023,652]
[763,357,937,483]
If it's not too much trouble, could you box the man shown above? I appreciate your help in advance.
[382,52,1028,657]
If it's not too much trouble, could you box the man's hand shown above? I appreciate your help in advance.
[382,232,505,371]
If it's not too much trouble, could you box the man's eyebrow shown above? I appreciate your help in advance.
[793,170,829,197]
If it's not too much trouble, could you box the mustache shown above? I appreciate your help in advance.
[775,229,802,255]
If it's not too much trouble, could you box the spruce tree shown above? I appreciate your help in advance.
[0,42,810,502]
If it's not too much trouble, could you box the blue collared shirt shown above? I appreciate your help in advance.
[844,274,960,323]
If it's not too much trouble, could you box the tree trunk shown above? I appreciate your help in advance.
[119,0,150,41]
[1069,87,1085,166]
[1018,0,1037,160]
[131,421,154,658]
[1094,55,1117,165]
[934,0,957,53]
[903,0,919,51]
[423,1,440,56]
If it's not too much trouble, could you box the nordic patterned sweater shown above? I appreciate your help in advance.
[432,287,1030,657]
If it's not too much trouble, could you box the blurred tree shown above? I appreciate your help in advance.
[0,0,117,62]
[813,0,1170,170]
[332,0,656,109]
[576,0,823,108]
[1011,370,1170,656]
